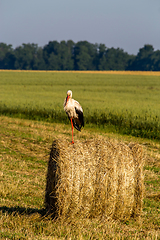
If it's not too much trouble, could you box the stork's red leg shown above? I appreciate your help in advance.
[70,118,74,144]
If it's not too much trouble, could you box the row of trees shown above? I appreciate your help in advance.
[0,41,160,71]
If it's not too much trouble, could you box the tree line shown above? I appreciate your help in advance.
[0,41,160,71]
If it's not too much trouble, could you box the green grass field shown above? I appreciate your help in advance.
[0,71,160,140]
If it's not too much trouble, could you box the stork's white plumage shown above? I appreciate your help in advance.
[64,90,84,144]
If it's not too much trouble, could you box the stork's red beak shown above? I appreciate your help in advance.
[66,95,69,102]
[66,95,69,105]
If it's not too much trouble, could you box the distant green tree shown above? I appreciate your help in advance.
[97,44,107,70]
[65,40,75,70]
[3,52,16,69]
[105,48,132,70]
[59,41,68,70]
[63,40,75,70]
[48,52,61,70]
[32,47,46,70]
[59,40,74,70]
[98,44,106,58]
[74,41,97,70]
[43,41,60,70]
[75,45,91,70]
[151,50,160,71]
[43,40,74,70]
[0,43,14,69]
[14,43,39,70]
[138,44,154,59]
[98,55,108,70]
[127,44,155,71]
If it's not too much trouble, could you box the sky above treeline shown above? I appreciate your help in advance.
[1,0,160,55]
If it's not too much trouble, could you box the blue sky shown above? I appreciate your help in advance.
[1,0,160,54]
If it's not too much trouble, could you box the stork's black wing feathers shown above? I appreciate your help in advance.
[72,120,81,131]
[75,108,84,126]
[72,107,84,132]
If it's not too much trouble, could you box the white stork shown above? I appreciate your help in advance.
[63,90,84,144]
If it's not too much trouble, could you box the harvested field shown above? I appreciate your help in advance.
[45,138,145,220]
[0,116,159,239]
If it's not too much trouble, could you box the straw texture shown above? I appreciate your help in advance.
[45,138,144,220]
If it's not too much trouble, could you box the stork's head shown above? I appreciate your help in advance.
[67,90,72,98]
[66,90,72,103]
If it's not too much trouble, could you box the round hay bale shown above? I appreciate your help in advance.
[45,138,144,220]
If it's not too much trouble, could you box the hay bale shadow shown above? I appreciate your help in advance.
[45,138,145,220]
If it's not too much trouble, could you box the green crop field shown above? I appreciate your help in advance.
[0,70,160,140]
